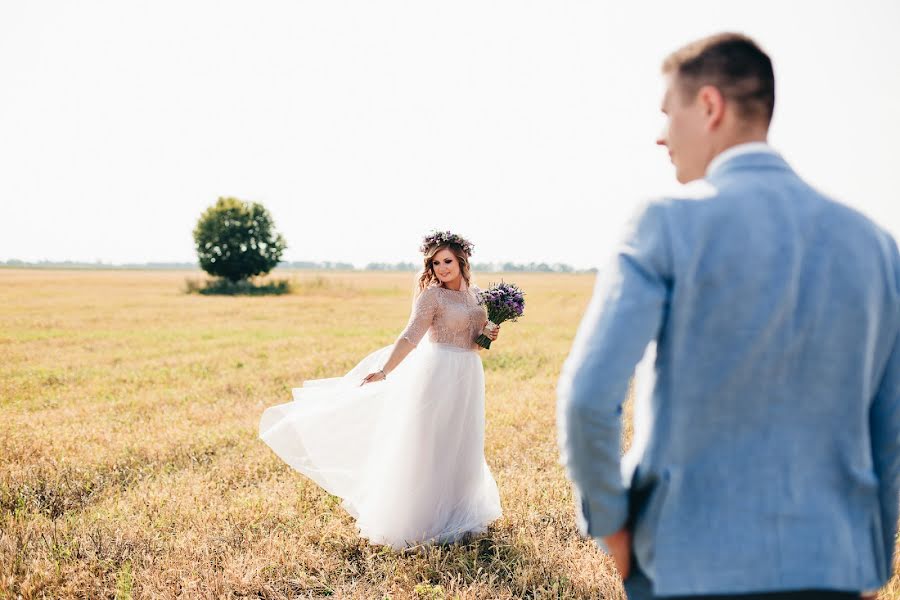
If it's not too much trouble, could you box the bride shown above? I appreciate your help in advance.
[259,231,503,549]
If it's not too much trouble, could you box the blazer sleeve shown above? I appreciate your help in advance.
[556,200,672,545]
[872,325,900,578]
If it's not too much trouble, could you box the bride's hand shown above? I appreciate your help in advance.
[483,321,500,342]
[360,370,386,386]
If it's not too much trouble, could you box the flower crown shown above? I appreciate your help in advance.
[419,230,474,257]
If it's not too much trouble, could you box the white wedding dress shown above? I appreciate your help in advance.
[259,280,502,549]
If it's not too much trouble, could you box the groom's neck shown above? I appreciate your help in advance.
[713,131,769,155]
[706,129,770,170]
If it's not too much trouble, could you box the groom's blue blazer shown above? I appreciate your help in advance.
[557,150,900,596]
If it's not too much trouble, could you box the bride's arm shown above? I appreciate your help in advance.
[361,288,438,385]
[360,338,417,385]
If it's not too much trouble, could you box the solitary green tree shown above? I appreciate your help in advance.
[193,197,287,282]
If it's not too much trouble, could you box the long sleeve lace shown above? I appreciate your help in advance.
[399,288,438,346]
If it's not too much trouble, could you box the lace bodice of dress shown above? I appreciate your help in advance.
[399,283,487,351]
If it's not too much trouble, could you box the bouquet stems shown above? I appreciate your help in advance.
[474,333,493,350]
[475,320,499,349]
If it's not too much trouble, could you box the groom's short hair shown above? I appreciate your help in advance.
[663,33,775,126]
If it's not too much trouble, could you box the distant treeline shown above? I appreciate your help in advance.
[1,259,199,270]
[363,261,596,274]
[2,259,596,273]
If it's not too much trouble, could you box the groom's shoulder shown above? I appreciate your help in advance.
[819,192,894,241]
[790,177,899,256]
[647,179,719,208]
[621,182,719,253]
[636,179,720,224]
[824,196,900,272]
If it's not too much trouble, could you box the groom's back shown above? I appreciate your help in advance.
[634,151,900,593]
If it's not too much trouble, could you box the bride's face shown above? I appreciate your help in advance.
[431,248,461,284]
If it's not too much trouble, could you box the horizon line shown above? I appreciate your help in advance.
[0,258,598,274]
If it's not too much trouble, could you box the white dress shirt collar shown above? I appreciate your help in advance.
[706,141,779,177]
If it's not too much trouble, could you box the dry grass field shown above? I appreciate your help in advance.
[1,269,897,599]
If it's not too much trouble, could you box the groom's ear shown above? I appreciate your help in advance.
[697,85,726,131]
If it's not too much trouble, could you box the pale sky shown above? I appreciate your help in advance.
[2,1,898,269]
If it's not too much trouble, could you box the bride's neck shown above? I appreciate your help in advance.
[441,277,463,291]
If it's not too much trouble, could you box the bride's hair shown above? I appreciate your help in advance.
[416,243,472,294]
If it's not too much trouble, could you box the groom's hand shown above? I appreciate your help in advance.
[603,528,632,581]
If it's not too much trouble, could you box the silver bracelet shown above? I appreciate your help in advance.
[378,369,386,379]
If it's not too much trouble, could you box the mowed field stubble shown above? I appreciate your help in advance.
[1,269,897,599]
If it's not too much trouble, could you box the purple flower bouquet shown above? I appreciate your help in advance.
[475,281,525,349]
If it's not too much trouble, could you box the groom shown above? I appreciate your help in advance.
[557,33,899,599]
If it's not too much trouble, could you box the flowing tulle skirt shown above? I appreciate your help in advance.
[258,339,502,549]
